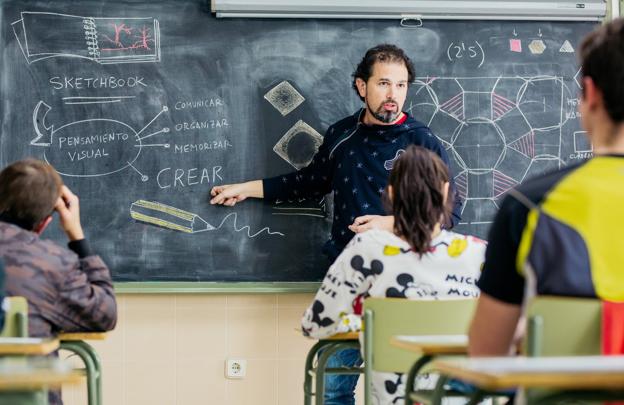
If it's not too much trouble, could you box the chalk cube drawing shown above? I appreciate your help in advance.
[273,120,323,170]
[264,81,305,116]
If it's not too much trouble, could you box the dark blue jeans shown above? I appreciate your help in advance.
[324,348,363,405]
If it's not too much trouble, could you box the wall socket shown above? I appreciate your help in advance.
[225,358,247,379]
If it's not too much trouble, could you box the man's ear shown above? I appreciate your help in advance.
[33,216,53,235]
[582,76,602,111]
[355,78,367,100]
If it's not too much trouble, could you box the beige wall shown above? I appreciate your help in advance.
[61,293,364,405]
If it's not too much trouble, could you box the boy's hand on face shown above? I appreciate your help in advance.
[54,185,84,241]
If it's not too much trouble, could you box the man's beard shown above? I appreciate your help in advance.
[368,99,400,123]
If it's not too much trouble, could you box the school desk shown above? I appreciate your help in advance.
[430,355,624,404]
[58,332,107,405]
[0,356,81,405]
[0,338,59,356]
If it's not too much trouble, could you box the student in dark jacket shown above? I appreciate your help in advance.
[0,159,117,405]
[0,260,5,331]
[211,44,461,405]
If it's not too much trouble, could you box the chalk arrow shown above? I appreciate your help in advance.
[31,101,54,146]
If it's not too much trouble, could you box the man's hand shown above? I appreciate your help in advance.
[348,215,394,233]
[210,180,263,206]
[54,185,84,241]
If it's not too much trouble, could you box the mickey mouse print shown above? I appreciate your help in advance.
[301,228,485,404]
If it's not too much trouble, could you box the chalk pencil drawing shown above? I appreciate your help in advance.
[131,200,284,238]
[131,200,214,233]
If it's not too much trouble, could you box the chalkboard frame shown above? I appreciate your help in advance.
[0,0,608,291]
[114,281,320,293]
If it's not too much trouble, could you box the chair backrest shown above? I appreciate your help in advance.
[524,296,601,357]
[362,297,476,373]
[0,297,29,338]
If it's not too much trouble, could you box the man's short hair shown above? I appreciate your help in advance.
[580,18,624,123]
[352,44,415,102]
[0,159,62,230]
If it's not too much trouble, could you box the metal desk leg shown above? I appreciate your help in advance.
[60,341,102,405]
[404,354,433,405]
[466,389,487,405]
[304,340,330,405]
[430,375,450,405]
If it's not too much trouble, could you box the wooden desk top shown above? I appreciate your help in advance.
[0,338,59,355]
[58,332,107,341]
[0,357,81,391]
[390,334,468,355]
[431,356,624,391]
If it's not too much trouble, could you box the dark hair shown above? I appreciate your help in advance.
[579,18,624,123]
[384,145,450,256]
[0,159,63,230]
[352,44,415,102]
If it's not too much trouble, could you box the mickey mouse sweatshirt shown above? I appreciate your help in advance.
[300,228,485,405]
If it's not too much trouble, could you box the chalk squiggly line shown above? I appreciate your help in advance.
[215,212,284,238]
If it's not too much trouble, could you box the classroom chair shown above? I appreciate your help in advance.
[524,295,601,357]
[521,296,613,404]
[439,296,605,405]
[0,297,105,405]
[0,297,28,338]
[0,296,52,405]
[362,297,477,405]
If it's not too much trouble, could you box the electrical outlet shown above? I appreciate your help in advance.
[225,358,247,379]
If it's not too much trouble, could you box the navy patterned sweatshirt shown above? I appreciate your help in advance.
[263,109,462,261]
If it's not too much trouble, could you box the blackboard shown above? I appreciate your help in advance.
[0,0,595,283]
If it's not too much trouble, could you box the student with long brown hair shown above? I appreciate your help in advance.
[302,145,485,404]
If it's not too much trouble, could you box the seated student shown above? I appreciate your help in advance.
[468,18,624,357]
[302,145,486,405]
[0,260,5,331]
[0,159,117,405]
